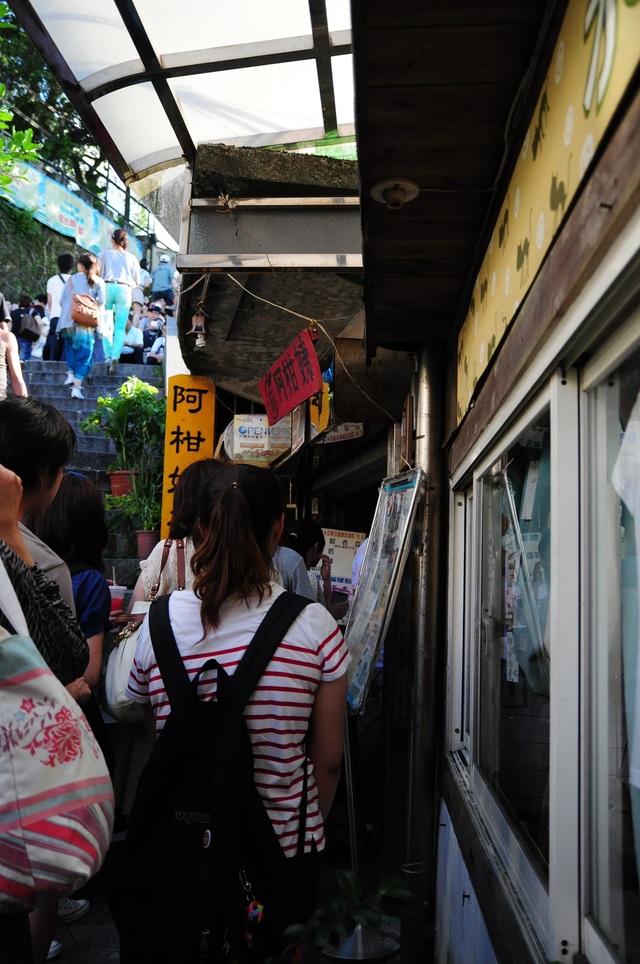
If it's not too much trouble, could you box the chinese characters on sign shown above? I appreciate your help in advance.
[259,329,323,425]
[310,529,366,593]
[161,376,216,537]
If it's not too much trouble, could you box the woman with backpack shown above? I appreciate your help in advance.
[58,254,105,400]
[120,465,348,962]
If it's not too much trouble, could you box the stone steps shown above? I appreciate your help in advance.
[22,358,165,588]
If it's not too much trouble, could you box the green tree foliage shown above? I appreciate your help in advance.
[0,4,40,194]
[0,5,105,195]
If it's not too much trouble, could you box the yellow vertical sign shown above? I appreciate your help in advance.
[161,375,216,538]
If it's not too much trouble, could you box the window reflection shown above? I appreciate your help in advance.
[590,349,640,958]
[479,414,551,872]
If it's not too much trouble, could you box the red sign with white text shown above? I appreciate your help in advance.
[259,329,323,425]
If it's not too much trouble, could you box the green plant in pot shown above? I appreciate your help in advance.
[79,376,166,495]
[105,474,163,559]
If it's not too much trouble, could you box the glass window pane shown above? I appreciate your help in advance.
[588,346,640,958]
[479,413,551,874]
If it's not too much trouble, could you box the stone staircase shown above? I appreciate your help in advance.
[23,358,165,587]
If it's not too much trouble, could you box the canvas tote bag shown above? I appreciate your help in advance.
[0,558,114,912]
[105,538,185,722]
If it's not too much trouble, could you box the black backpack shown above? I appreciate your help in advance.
[110,590,312,963]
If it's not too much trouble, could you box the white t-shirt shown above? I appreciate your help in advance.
[122,326,144,353]
[100,248,140,286]
[127,583,349,855]
[149,335,165,357]
[46,273,71,319]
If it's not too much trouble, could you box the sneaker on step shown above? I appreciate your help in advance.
[63,372,74,385]
[108,358,118,375]
[57,895,90,923]
[47,939,62,960]
[70,386,84,400]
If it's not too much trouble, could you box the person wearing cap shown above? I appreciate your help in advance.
[145,304,165,330]
[145,321,166,366]
[150,254,177,308]
[98,228,140,375]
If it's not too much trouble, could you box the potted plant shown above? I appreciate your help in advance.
[79,376,166,495]
[105,475,163,559]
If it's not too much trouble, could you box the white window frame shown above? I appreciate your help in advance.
[578,305,640,964]
[448,373,582,960]
[445,206,640,962]
[447,485,473,758]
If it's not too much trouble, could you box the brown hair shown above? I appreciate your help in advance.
[169,458,222,540]
[78,253,99,286]
[29,472,108,572]
[192,465,285,630]
[112,228,128,249]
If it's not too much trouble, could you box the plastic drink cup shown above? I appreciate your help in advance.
[109,585,126,613]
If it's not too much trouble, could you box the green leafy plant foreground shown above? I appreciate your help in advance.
[79,376,165,474]
[81,377,165,533]
[264,871,414,962]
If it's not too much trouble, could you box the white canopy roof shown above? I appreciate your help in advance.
[10,0,354,184]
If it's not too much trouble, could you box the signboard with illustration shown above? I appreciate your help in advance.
[223,413,292,465]
[311,528,367,595]
[457,0,640,422]
[344,469,424,713]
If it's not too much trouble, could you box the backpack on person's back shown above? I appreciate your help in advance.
[110,590,312,963]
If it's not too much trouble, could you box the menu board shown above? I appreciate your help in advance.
[344,468,424,713]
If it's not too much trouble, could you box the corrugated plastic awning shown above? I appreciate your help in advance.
[9,0,354,185]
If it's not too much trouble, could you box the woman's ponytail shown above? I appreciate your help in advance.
[192,465,285,630]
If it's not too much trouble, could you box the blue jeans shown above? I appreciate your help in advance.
[60,326,94,382]
[103,283,132,361]
[17,338,32,361]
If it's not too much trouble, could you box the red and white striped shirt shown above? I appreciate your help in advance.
[127,583,349,857]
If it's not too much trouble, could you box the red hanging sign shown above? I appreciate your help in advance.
[259,329,323,425]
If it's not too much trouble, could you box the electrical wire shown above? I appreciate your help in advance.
[226,273,398,423]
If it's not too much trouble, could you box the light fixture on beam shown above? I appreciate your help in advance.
[369,178,419,210]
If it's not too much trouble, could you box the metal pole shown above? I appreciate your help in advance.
[400,346,444,962]
[322,714,400,962]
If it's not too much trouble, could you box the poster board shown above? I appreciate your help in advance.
[344,468,424,713]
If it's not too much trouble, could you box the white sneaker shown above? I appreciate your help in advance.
[47,939,62,960]
[63,372,74,385]
[57,895,90,923]
[70,386,84,400]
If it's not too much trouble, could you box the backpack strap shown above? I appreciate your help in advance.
[226,590,311,709]
[148,594,191,708]
[149,589,311,714]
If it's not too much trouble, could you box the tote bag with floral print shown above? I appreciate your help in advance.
[0,559,114,912]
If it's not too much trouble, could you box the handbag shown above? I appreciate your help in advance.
[97,307,114,341]
[19,313,41,342]
[105,539,185,722]
[0,558,114,913]
[71,292,100,329]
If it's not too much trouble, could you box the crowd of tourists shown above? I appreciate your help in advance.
[0,231,175,401]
